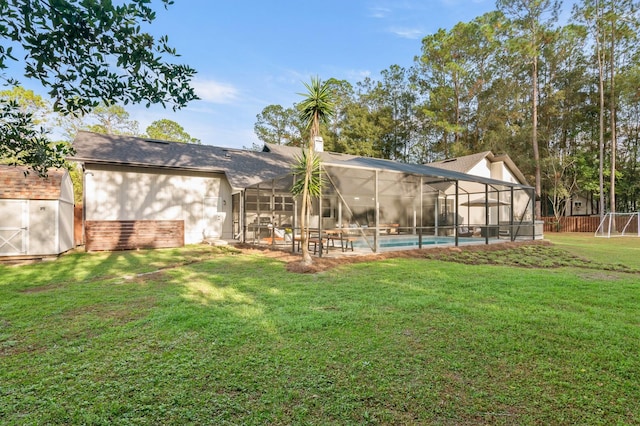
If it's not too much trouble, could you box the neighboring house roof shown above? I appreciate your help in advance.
[428,151,529,186]
[0,165,67,200]
[70,131,293,189]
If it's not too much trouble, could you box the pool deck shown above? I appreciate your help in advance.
[251,233,539,258]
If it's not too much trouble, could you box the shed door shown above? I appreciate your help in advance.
[29,200,56,255]
[0,200,27,255]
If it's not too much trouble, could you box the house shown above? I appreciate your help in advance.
[427,151,529,185]
[71,132,538,253]
[562,194,597,217]
[0,165,75,257]
[70,131,292,251]
[427,151,534,236]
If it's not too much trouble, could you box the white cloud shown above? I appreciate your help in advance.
[368,6,391,18]
[388,26,424,39]
[345,69,372,81]
[192,78,239,104]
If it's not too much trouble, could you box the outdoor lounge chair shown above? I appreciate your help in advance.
[458,226,474,237]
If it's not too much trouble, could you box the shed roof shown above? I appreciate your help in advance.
[0,165,68,200]
[70,131,292,190]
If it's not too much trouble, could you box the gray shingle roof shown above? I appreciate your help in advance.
[263,143,359,162]
[69,132,531,192]
[428,151,493,173]
[70,131,293,189]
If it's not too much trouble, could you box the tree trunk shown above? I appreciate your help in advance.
[609,13,617,215]
[597,1,605,219]
[532,47,541,218]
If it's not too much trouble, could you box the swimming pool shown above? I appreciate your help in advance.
[351,235,478,249]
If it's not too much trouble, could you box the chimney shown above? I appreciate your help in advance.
[314,136,324,152]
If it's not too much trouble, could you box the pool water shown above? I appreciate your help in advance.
[352,235,476,249]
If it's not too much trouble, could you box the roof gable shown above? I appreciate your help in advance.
[428,151,529,186]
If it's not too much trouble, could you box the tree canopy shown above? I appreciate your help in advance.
[0,0,197,175]
[257,0,640,216]
[146,119,200,143]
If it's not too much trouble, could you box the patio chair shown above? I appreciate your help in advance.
[458,226,474,237]
[307,230,328,255]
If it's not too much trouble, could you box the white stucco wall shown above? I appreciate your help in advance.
[490,161,520,184]
[467,160,492,179]
[450,158,531,228]
[84,165,233,244]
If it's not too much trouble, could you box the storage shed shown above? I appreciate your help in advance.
[0,165,75,257]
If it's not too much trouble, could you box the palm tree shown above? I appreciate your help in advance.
[292,77,335,265]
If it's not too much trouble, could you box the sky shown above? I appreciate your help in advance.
[12,0,501,149]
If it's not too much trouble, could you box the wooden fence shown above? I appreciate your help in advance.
[74,205,83,246]
[541,216,600,233]
[85,220,184,252]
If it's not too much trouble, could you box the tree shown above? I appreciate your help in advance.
[292,77,334,265]
[412,12,508,161]
[0,86,72,175]
[497,0,561,218]
[0,0,197,175]
[254,104,304,147]
[84,104,140,136]
[146,119,200,143]
[574,0,639,215]
[543,150,578,229]
[0,86,51,124]
[0,96,72,175]
[575,0,609,219]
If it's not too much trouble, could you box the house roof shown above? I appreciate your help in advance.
[70,131,292,189]
[70,132,532,192]
[0,165,68,200]
[263,142,359,162]
[429,151,492,173]
[333,156,531,191]
[428,151,529,186]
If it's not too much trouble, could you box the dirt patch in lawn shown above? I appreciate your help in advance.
[234,239,640,274]
[236,240,559,273]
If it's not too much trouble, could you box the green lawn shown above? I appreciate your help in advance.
[1,236,639,425]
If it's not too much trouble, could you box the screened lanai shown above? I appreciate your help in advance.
[242,157,537,255]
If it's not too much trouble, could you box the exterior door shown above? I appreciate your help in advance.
[203,197,223,239]
[0,200,27,255]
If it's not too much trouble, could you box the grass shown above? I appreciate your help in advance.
[1,235,639,425]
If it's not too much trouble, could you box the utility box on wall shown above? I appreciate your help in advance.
[0,166,75,258]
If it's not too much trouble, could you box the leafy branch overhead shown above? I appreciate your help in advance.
[0,99,72,176]
[0,0,198,175]
[0,0,198,114]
